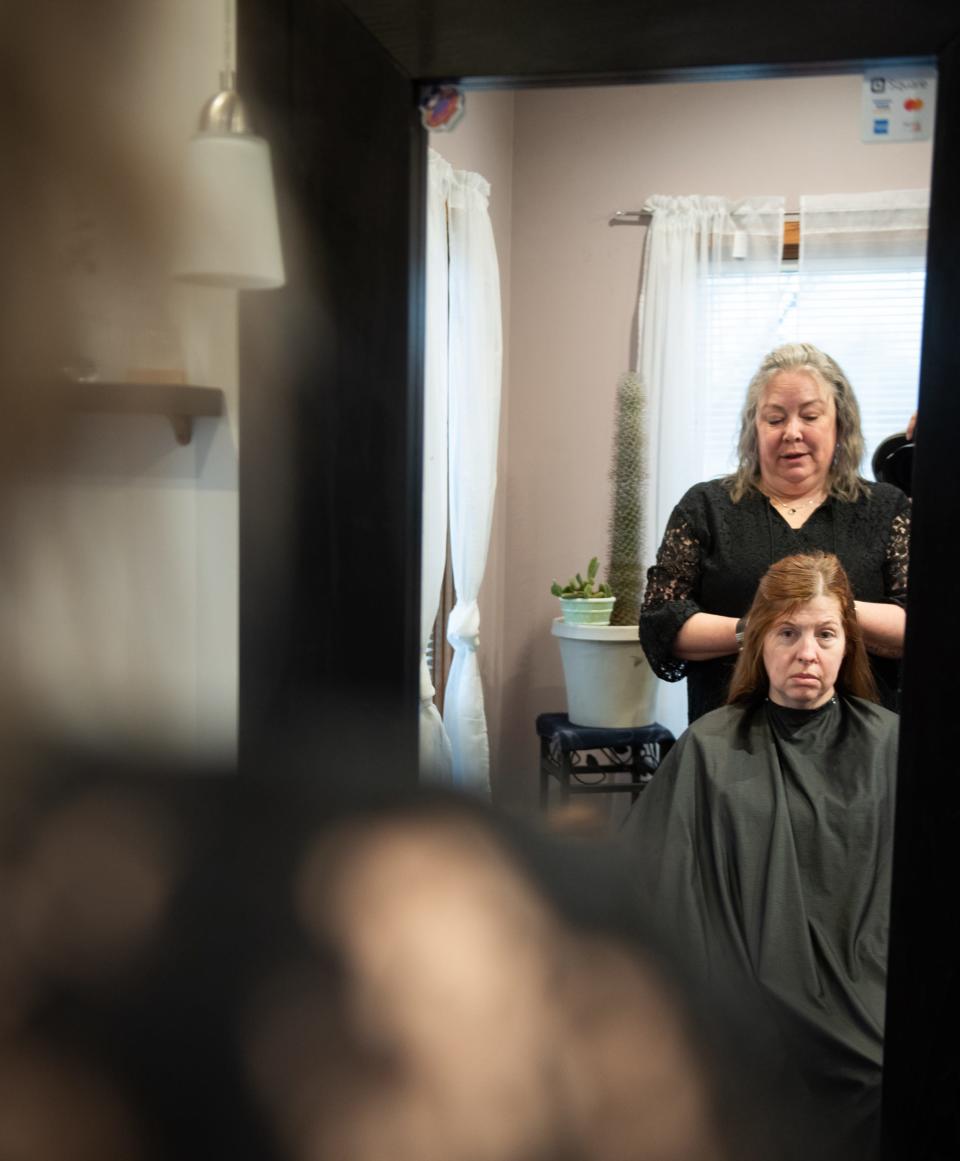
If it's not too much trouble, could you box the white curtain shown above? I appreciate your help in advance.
[796,190,929,465]
[419,151,454,785]
[443,168,503,794]
[636,194,784,736]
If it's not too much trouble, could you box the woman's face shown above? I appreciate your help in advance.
[755,370,837,496]
[762,593,846,710]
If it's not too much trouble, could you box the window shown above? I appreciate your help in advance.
[702,244,925,481]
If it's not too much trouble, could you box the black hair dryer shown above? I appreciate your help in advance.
[871,432,914,497]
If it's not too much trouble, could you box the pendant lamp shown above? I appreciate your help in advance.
[174,1,285,289]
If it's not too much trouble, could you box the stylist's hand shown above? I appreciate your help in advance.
[906,412,917,441]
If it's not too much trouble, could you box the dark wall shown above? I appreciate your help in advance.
[341,0,952,83]
[883,30,960,1161]
[238,0,424,779]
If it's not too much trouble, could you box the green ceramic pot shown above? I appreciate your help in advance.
[558,596,615,626]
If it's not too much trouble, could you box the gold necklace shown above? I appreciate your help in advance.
[766,491,824,517]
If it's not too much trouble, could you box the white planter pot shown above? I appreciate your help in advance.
[551,618,656,728]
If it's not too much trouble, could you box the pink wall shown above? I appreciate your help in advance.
[437,75,932,811]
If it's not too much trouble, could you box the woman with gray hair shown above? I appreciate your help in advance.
[640,342,910,722]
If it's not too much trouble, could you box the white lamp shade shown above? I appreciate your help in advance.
[175,133,285,289]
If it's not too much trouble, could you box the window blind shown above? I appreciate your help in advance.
[701,261,925,482]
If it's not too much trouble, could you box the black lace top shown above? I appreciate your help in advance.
[640,479,910,722]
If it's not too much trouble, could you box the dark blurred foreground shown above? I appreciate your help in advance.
[0,744,827,1161]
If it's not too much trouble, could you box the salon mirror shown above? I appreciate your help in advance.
[426,77,932,799]
[237,2,960,1155]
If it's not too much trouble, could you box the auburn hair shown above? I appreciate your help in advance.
[727,552,878,705]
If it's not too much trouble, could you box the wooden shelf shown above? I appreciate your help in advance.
[65,381,225,445]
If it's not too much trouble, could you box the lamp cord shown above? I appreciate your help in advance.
[224,0,236,78]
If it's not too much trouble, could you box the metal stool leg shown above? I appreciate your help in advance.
[630,743,643,805]
[559,749,573,804]
[539,736,550,810]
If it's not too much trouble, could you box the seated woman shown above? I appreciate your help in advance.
[621,551,898,1161]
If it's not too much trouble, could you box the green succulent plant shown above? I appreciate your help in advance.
[550,556,613,600]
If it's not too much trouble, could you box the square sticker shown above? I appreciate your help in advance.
[862,69,936,142]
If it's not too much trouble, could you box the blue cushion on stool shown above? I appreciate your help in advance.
[535,713,673,752]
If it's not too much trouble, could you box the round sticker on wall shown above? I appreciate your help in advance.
[419,85,466,132]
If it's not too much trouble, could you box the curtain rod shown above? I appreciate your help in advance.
[609,209,809,225]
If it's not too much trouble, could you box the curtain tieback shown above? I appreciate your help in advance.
[419,654,436,702]
[417,654,436,696]
[447,600,480,652]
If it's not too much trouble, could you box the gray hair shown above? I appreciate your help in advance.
[725,342,867,503]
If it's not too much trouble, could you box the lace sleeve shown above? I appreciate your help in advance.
[884,506,910,604]
[640,515,703,683]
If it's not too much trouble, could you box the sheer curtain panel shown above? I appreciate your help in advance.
[636,194,784,736]
[443,169,503,794]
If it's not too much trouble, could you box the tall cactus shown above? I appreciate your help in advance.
[606,371,647,626]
